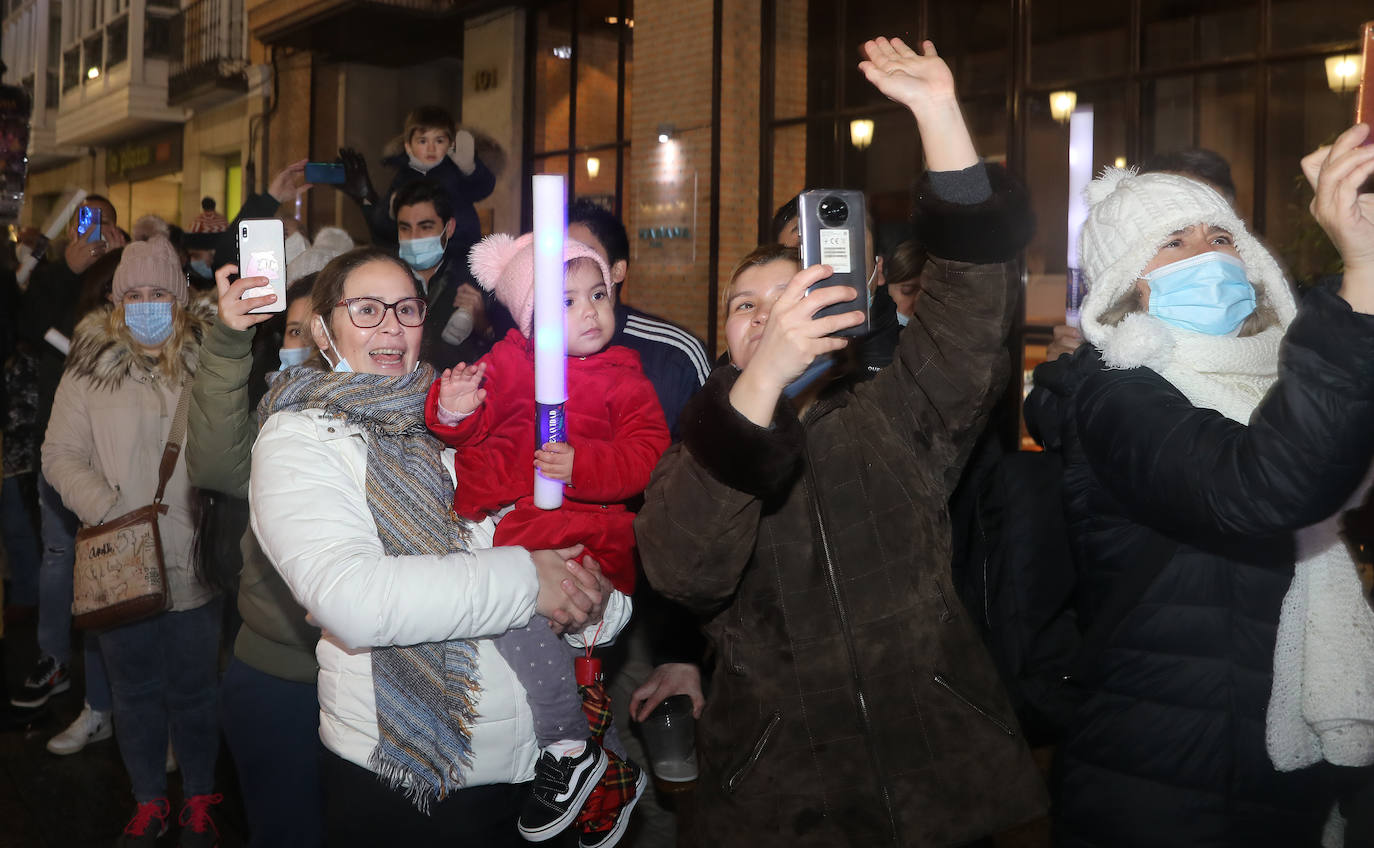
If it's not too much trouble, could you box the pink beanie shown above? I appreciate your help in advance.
[112,236,189,305]
[468,233,613,337]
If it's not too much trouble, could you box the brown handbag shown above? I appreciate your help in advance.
[71,378,191,630]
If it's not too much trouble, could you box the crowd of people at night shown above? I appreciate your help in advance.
[2,31,1374,848]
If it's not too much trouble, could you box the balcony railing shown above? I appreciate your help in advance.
[168,0,245,103]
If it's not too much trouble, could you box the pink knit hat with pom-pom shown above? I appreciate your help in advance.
[468,233,614,337]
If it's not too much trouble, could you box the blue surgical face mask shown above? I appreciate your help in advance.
[316,316,354,373]
[278,346,312,370]
[1145,251,1256,336]
[189,260,213,279]
[124,301,175,346]
[399,234,446,271]
[895,310,910,328]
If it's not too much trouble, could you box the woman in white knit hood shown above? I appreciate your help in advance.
[1025,123,1374,848]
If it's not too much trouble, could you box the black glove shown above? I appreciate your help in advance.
[338,147,379,208]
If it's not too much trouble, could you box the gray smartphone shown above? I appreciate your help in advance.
[237,219,287,314]
[797,189,869,338]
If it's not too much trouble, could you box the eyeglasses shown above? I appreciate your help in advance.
[334,296,428,328]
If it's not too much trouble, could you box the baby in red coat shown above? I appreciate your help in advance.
[425,232,669,848]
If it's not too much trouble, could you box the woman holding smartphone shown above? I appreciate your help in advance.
[635,38,1045,846]
[1024,124,1374,847]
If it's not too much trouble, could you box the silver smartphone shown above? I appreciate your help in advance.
[797,189,869,338]
[237,218,287,314]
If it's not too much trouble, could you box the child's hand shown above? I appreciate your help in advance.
[438,363,487,415]
[534,441,574,485]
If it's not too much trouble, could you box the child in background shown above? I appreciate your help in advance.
[425,233,669,848]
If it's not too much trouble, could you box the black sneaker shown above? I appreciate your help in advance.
[11,656,69,708]
[118,798,170,847]
[177,792,222,847]
[518,740,608,842]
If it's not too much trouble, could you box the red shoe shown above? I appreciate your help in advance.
[177,792,223,847]
[575,753,647,848]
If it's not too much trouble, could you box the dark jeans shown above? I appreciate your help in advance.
[221,656,324,847]
[37,473,111,710]
[99,599,221,801]
[321,746,527,847]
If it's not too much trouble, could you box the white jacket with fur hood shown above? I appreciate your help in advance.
[41,298,217,612]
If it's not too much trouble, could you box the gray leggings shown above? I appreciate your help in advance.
[493,616,624,757]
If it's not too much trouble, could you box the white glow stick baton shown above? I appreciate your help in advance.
[532,174,567,510]
[17,188,87,288]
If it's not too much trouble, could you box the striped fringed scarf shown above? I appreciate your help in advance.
[258,364,480,812]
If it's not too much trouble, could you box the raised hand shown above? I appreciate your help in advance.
[214,263,276,331]
[858,37,977,172]
[1307,124,1374,315]
[534,441,574,484]
[859,37,955,115]
[269,159,312,204]
[338,148,379,207]
[437,362,487,415]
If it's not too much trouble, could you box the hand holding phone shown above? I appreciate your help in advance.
[797,189,870,338]
[77,206,102,243]
[237,219,287,314]
[304,161,348,185]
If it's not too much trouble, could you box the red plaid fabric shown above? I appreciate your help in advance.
[577,682,642,836]
[575,750,642,833]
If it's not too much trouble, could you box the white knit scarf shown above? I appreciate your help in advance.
[1097,312,1374,773]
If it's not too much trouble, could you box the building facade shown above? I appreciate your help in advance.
[8,0,1367,372]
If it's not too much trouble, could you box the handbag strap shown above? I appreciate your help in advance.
[153,376,194,508]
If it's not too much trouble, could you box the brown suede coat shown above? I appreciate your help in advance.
[637,172,1047,847]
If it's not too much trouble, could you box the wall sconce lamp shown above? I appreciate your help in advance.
[86,66,100,80]
[849,119,874,150]
[1049,90,1077,124]
[586,157,600,179]
[657,124,675,144]
[1326,54,1362,94]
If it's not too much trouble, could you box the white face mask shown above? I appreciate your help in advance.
[315,315,420,374]
[317,316,354,373]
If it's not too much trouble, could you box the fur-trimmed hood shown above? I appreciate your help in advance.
[65,293,216,391]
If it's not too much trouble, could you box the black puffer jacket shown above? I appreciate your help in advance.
[1026,287,1374,847]
[638,167,1047,847]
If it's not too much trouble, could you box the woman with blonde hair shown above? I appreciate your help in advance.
[43,235,224,846]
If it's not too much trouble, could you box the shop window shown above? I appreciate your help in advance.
[528,0,633,217]
[1271,1,1367,50]
[62,45,79,91]
[929,0,1013,98]
[144,11,171,57]
[533,3,572,154]
[81,31,101,79]
[1030,3,1128,84]
[1142,0,1256,69]
[1142,68,1255,220]
[1266,58,1356,286]
[106,14,127,68]
[1022,84,1128,329]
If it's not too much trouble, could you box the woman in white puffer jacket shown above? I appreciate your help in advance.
[248,247,627,847]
